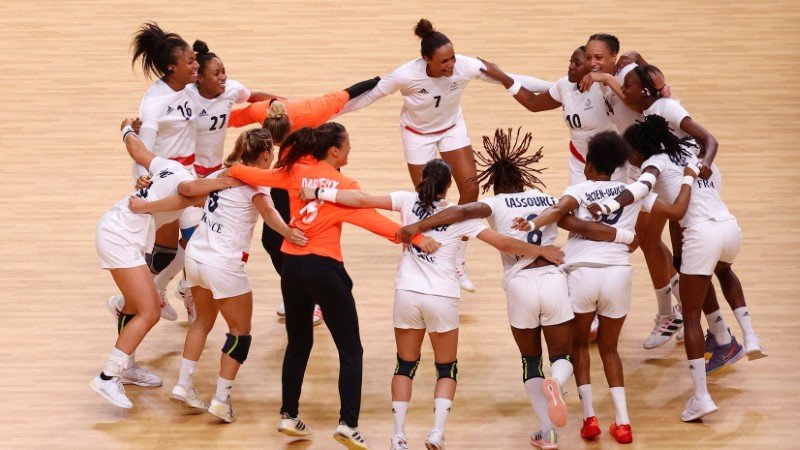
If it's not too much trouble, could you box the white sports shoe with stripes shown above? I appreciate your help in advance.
[208,396,235,423]
[278,412,313,436]
[120,361,162,387]
[424,429,445,450]
[455,260,475,293]
[334,422,368,449]
[643,306,684,349]
[89,374,132,409]
[170,384,206,409]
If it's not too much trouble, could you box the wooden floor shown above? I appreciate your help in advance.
[1,0,798,448]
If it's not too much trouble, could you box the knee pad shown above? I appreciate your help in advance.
[521,355,544,382]
[117,313,136,335]
[146,245,177,274]
[222,333,252,364]
[435,360,458,381]
[673,255,682,272]
[180,226,197,241]
[394,355,420,379]
[549,354,571,364]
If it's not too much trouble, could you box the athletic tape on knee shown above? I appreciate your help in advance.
[435,360,458,381]
[146,245,177,274]
[222,333,252,364]
[394,355,420,379]
[549,354,571,364]
[117,313,136,335]
[521,355,544,382]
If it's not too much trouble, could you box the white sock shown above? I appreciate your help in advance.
[455,239,468,262]
[178,358,197,388]
[154,244,185,293]
[655,284,674,316]
[215,376,234,401]
[550,358,573,387]
[688,358,708,397]
[524,378,552,432]
[733,307,756,337]
[391,401,409,436]
[706,310,732,345]
[577,384,595,419]
[609,387,630,425]
[432,398,453,433]
[669,273,682,304]
[103,347,130,376]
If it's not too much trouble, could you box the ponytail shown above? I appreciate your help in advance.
[413,19,451,59]
[415,159,452,211]
[131,22,189,80]
[193,39,219,75]
[262,101,292,145]
[225,128,273,167]
[276,122,347,170]
[623,115,695,165]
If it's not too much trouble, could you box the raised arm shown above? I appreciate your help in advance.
[477,58,561,112]
[578,72,624,99]
[121,118,156,169]
[253,193,308,247]
[680,117,718,178]
[476,228,564,265]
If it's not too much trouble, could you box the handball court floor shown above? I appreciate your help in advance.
[1,1,798,448]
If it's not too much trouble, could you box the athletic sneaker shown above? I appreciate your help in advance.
[424,429,445,450]
[580,416,601,439]
[681,393,718,422]
[542,377,567,427]
[455,260,475,293]
[208,396,235,423]
[744,334,767,360]
[278,412,313,437]
[706,334,745,374]
[390,434,409,450]
[90,374,132,409]
[609,423,633,444]
[169,384,206,409]
[277,303,324,326]
[313,304,324,326]
[174,280,196,324]
[107,295,124,321]
[334,422,369,449]
[158,290,178,321]
[704,330,717,359]
[120,361,162,387]
[589,316,599,344]
[643,307,684,349]
[676,326,685,342]
[531,429,558,449]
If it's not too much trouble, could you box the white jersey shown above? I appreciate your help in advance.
[391,191,487,298]
[548,76,618,158]
[187,80,251,172]
[562,180,656,266]
[606,64,644,134]
[643,97,700,153]
[186,170,271,270]
[479,190,559,283]
[343,55,552,132]
[139,79,197,161]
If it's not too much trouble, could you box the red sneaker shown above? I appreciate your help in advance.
[580,416,601,439]
[609,423,633,444]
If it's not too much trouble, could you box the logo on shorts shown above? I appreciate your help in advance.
[419,88,429,94]
[198,109,208,117]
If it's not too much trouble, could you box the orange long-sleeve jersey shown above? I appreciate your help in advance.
[228,91,350,130]
[228,157,423,262]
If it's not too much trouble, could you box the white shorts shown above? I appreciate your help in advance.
[505,265,574,329]
[567,265,632,318]
[96,210,154,270]
[185,255,251,300]
[681,219,741,276]
[567,153,630,186]
[394,289,459,333]
[179,206,203,232]
[400,118,471,165]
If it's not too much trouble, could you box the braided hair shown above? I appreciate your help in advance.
[623,115,696,165]
[473,127,546,195]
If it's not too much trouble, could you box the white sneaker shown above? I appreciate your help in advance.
[313,304,324,326]
[159,290,178,321]
[744,334,767,360]
[334,422,368,449]
[90,374,132,409]
[390,434,409,450]
[173,280,196,324]
[170,384,206,409]
[277,302,286,320]
[676,325,685,342]
[107,295,124,321]
[589,316,599,344]
[531,428,558,449]
[681,393,718,422]
[643,307,684,349]
[208,396,235,423]
[424,430,445,450]
[455,260,475,293]
[278,412,313,436]
[120,361,162,387]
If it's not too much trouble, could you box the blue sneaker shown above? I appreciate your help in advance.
[706,334,745,374]
[704,330,717,360]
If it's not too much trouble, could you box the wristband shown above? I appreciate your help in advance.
[526,220,539,231]
[314,187,320,199]
[682,175,695,186]
[600,199,621,215]
[686,163,701,176]
[317,187,338,202]
[614,229,635,245]
[121,125,136,142]
[507,80,522,95]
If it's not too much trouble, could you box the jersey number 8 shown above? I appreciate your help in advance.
[526,213,542,245]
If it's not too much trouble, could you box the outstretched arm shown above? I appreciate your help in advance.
[588,166,662,216]
[344,208,440,253]
[299,187,393,210]
[177,173,242,197]
[513,195,579,232]
[477,58,561,112]
[337,74,399,115]
[396,202,492,243]
[476,229,564,265]
[128,193,202,214]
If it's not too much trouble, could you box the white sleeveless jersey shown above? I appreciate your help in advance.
[549,76,618,157]
[606,64,644,134]
[139,79,197,160]
[562,180,656,266]
[186,170,271,271]
[479,190,559,283]
[187,80,251,171]
[391,191,487,298]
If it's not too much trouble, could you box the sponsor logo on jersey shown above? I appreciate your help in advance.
[449,81,460,91]
[584,98,594,111]
[198,109,208,117]
[166,106,174,114]
[419,88,429,94]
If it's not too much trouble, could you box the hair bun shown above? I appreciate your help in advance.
[413,18,436,38]
[267,101,286,119]
[192,39,210,55]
